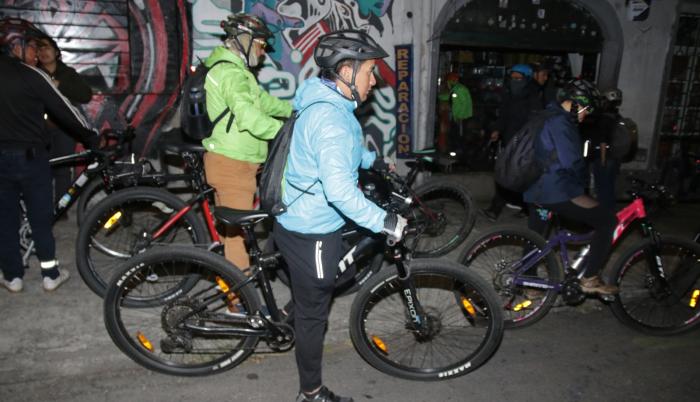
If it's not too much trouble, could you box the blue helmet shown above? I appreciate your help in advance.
[510,64,533,79]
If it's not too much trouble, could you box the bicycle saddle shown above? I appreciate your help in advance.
[214,207,269,227]
[162,142,206,154]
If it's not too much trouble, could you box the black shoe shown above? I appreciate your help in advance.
[296,386,353,402]
[480,208,498,222]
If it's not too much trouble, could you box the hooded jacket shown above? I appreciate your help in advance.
[276,77,386,235]
[524,102,586,205]
[202,46,291,163]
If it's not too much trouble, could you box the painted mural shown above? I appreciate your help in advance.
[2,1,399,157]
[191,0,398,158]
[1,0,190,155]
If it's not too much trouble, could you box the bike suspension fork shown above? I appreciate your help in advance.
[392,248,425,328]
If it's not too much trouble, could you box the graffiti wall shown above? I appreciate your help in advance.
[191,0,399,158]
[1,0,190,155]
[2,1,402,157]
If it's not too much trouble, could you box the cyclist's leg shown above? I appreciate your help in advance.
[20,149,59,279]
[0,154,23,281]
[203,152,257,269]
[544,197,616,290]
[273,221,342,395]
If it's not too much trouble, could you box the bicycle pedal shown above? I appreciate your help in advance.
[599,294,616,303]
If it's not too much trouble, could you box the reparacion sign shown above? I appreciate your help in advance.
[395,44,412,158]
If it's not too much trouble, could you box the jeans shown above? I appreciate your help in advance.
[0,148,55,280]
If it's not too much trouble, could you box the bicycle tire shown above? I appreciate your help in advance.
[349,259,504,380]
[458,225,562,329]
[104,247,261,376]
[76,186,209,299]
[608,236,700,336]
[408,178,475,257]
[75,177,108,226]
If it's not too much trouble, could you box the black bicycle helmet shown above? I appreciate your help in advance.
[221,13,272,40]
[0,18,46,54]
[314,30,388,69]
[558,79,600,110]
[601,87,622,103]
[314,30,387,102]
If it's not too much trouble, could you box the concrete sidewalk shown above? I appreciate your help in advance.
[1,175,699,402]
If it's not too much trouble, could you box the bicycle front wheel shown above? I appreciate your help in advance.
[458,226,562,329]
[609,237,700,336]
[104,247,261,376]
[408,178,476,257]
[76,187,209,299]
[349,259,504,381]
[75,177,108,226]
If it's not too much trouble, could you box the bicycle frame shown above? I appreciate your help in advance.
[510,196,662,293]
[176,212,425,338]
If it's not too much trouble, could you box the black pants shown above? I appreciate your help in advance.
[487,183,524,216]
[273,221,343,392]
[0,148,56,280]
[49,127,76,205]
[591,159,619,212]
[527,200,616,277]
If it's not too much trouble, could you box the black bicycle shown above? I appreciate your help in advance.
[19,127,138,267]
[103,171,503,380]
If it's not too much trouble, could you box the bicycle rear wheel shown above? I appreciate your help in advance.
[609,237,700,336]
[458,226,562,329]
[408,178,475,257]
[76,187,209,299]
[104,247,261,376]
[349,259,503,380]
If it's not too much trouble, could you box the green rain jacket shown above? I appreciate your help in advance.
[440,81,473,121]
[202,46,292,163]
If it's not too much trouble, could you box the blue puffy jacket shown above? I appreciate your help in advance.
[523,102,586,205]
[275,77,387,235]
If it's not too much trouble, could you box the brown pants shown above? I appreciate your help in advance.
[203,152,258,270]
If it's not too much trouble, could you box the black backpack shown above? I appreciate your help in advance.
[259,102,329,216]
[494,109,558,192]
[609,115,638,163]
[179,60,233,140]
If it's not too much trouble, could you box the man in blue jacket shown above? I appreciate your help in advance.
[525,79,618,296]
[273,31,405,402]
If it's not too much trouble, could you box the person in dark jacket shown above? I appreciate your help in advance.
[37,36,93,209]
[482,64,543,221]
[583,88,624,211]
[524,79,618,296]
[0,18,99,293]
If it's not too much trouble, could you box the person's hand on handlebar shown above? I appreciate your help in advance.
[372,156,396,173]
[82,128,102,151]
[382,212,408,243]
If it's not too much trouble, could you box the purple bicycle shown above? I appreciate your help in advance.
[459,178,700,336]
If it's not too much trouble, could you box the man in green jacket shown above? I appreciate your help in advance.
[203,13,292,270]
[438,72,472,152]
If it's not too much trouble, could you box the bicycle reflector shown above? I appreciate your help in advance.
[512,300,532,312]
[136,331,155,352]
[371,335,388,354]
[690,289,700,308]
[103,211,123,229]
[460,297,476,317]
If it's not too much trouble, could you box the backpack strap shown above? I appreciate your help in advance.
[283,100,337,208]
[207,60,235,134]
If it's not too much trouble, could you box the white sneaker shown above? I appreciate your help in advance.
[1,276,23,292]
[505,203,522,211]
[43,269,70,291]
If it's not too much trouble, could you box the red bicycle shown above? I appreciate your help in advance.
[75,143,222,298]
